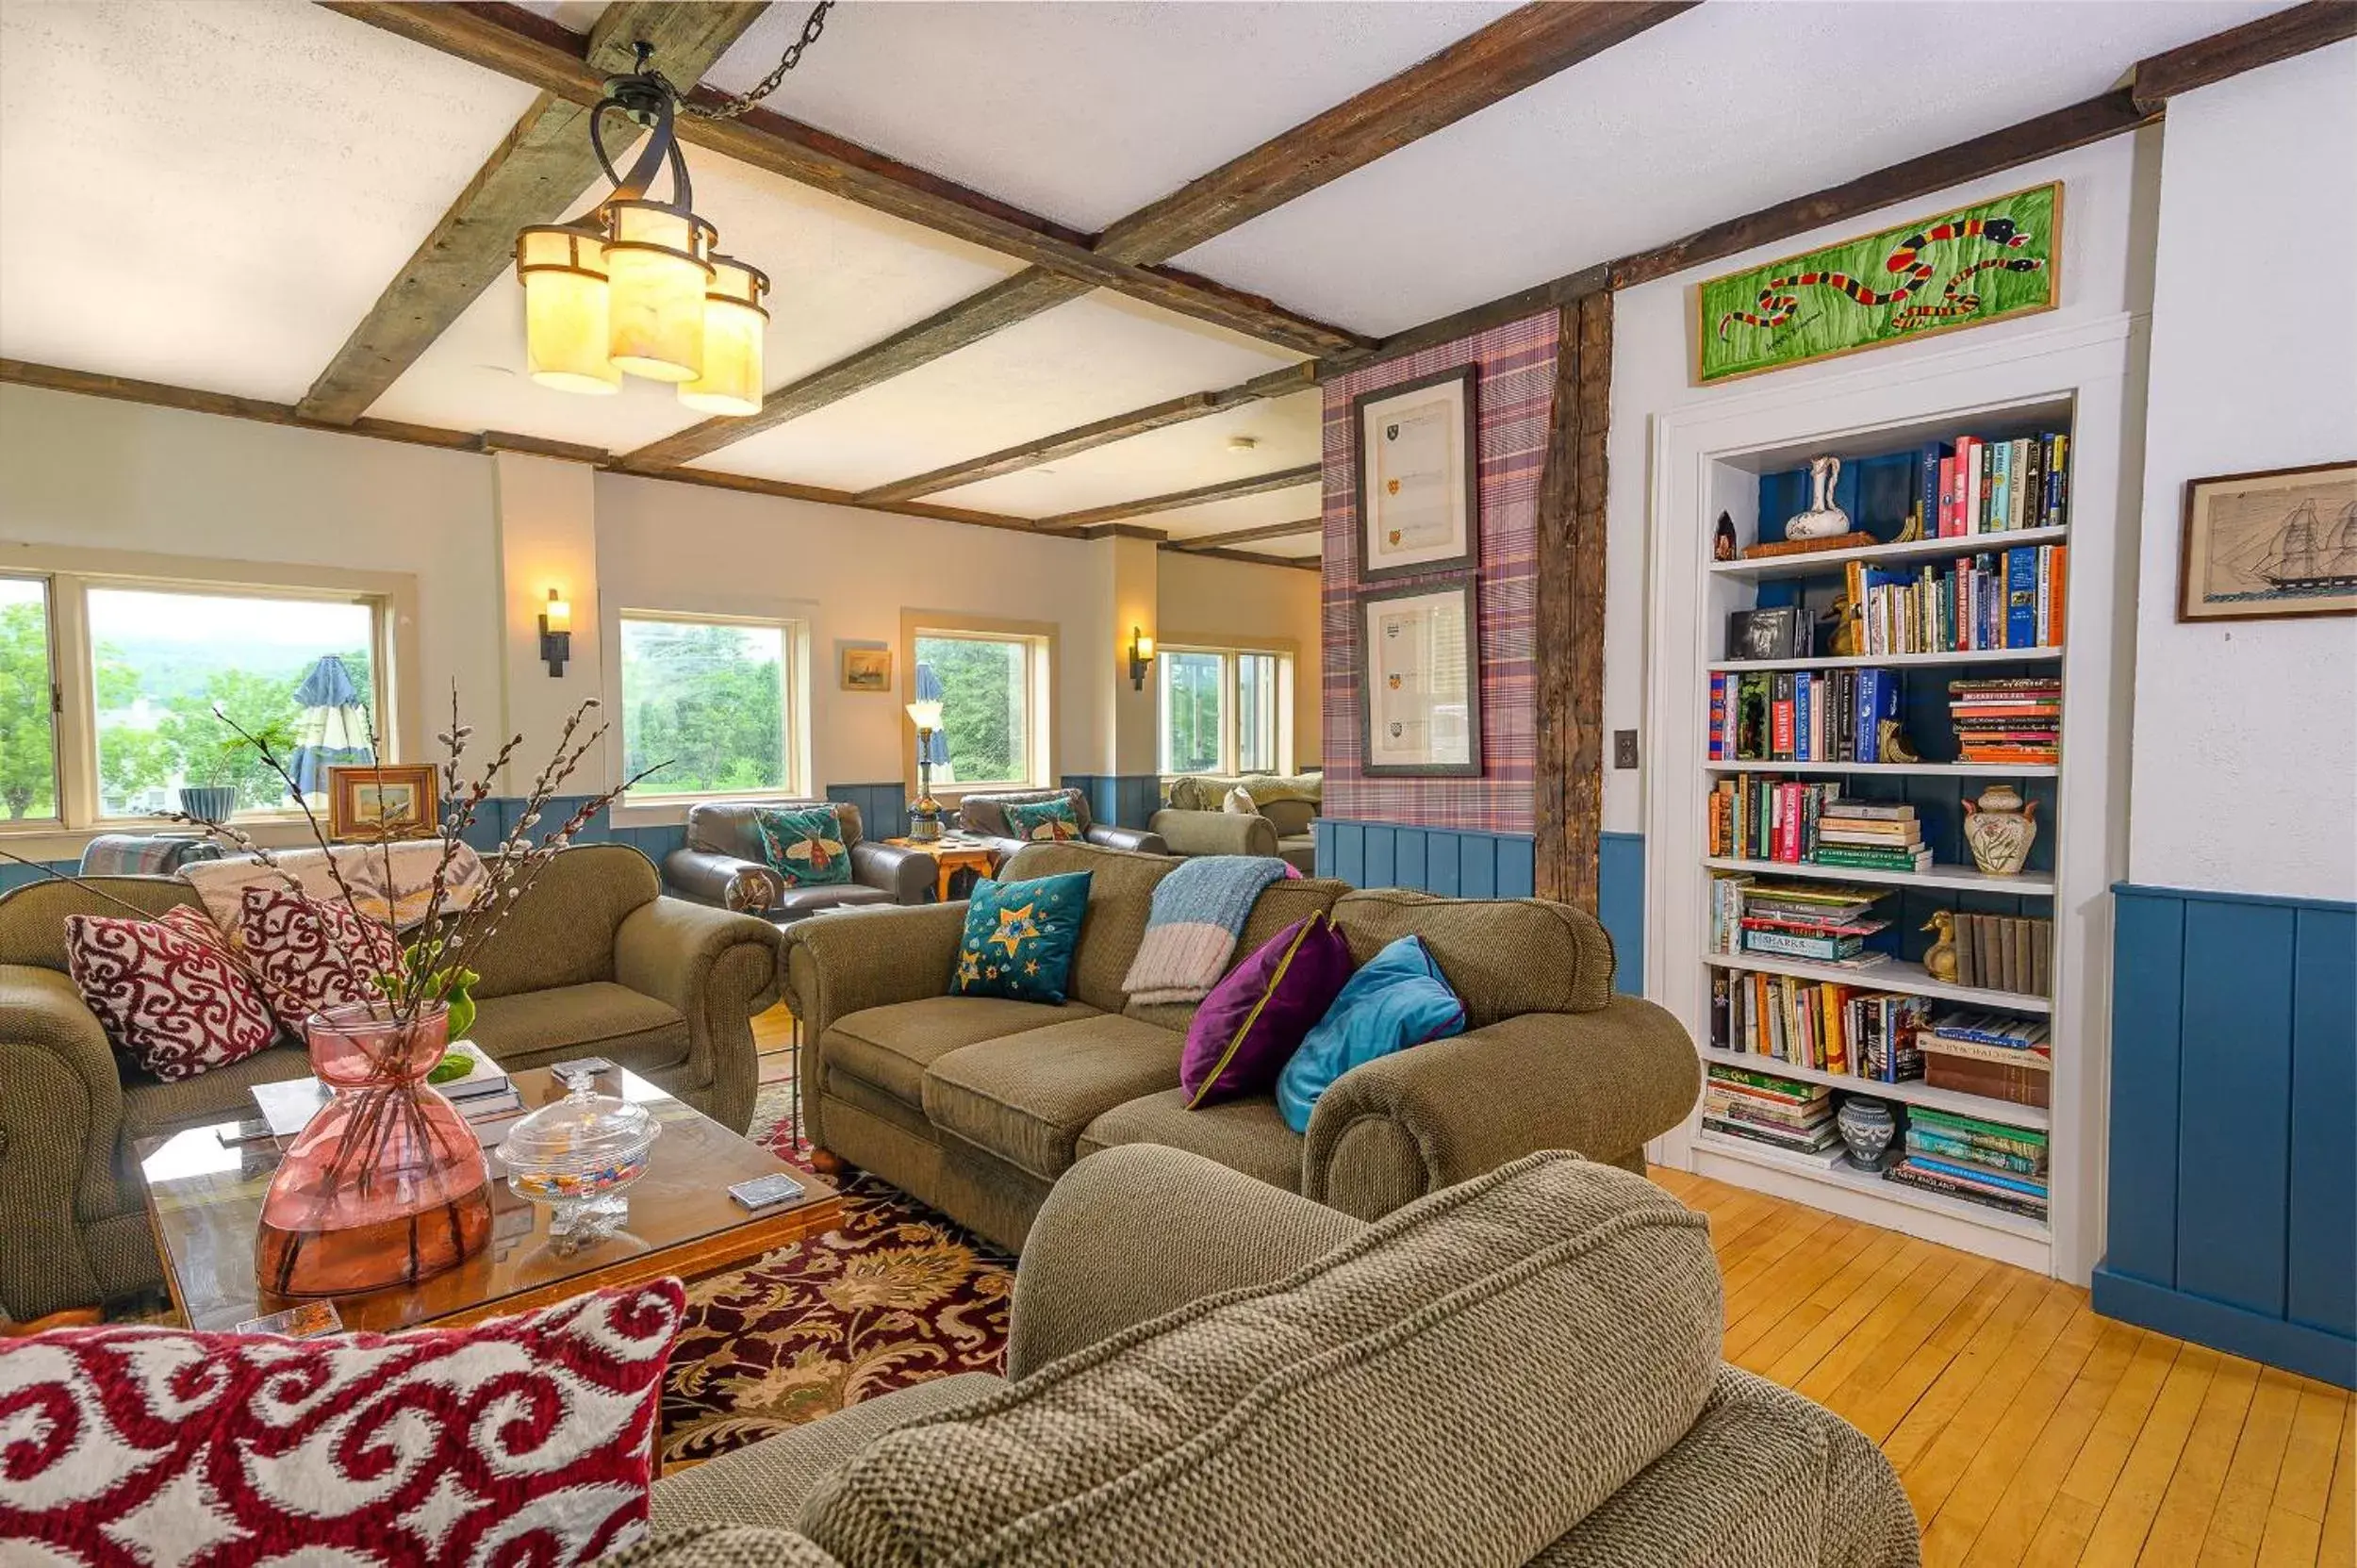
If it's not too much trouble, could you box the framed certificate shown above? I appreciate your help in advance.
[1359,577,1481,777]
[1352,366,1479,582]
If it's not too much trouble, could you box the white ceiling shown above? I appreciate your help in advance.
[1133,481,1326,543]
[929,388,1321,518]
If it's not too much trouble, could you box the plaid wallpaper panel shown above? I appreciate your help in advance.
[1321,311,1556,834]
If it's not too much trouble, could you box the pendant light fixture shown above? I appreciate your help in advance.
[514,6,829,410]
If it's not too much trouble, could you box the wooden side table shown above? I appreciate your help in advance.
[882,835,997,902]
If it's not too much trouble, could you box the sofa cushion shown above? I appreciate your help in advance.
[1181,912,1353,1108]
[64,905,278,1081]
[1277,933,1466,1134]
[922,1015,1185,1182]
[950,871,1092,1004]
[1078,1088,1304,1192]
[119,1040,316,1138]
[997,843,1178,1014]
[1001,797,1083,843]
[1332,887,1616,1024]
[1260,799,1317,838]
[796,1151,1722,1568]
[468,844,658,999]
[957,789,1094,841]
[470,982,690,1075]
[825,996,1100,1107]
[754,805,854,888]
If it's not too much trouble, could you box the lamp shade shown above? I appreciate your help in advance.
[604,201,714,384]
[515,226,620,395]
[541,589,571,634]
[906,700,944,732]
[678,256,769,416]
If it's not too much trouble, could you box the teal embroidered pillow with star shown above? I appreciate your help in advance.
[949,870,1092,1004]
[753,805,852,888]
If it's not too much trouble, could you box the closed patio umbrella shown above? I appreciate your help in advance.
[289,654,372,797]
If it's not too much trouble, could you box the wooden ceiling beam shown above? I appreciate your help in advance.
[1036,464,1321,531]
[1167,517,1324,551]
[1172,546,1322,573]
[2130,0,2356,112]
[855,363,1315,504]
[297,2,766,425]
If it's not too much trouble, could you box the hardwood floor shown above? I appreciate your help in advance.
[1651,1167,2355,1568]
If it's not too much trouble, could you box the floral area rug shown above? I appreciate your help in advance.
[658,1082,1014,1465]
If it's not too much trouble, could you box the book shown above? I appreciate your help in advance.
[2004,548,2039,648]
[251,1044,525,1141]
[1887,1160,2049,1219]
[1727,606,1810,661]
[1908,1105,2048,1155]
[1743,928,1869,962]
[1907,1150,2049,1199]
[1706,1063,1826,1103]
[1919,441,1949,540]
[1924,1052,2052,1108]
[1989,439,2012,535]
[1907,1127,2044,1176]
[1703,1116,1845,1159]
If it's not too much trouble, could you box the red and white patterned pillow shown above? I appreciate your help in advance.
[0,1279,684,1565]
[64,905,278,1081]
[239,884,400,1032]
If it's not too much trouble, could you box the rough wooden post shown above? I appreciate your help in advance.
[1534,290,1611,913]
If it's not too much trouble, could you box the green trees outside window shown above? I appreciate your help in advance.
[914,634,1030,786]
[618,617,791,796]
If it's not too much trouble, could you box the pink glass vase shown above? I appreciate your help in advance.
[255,1001,492,1297]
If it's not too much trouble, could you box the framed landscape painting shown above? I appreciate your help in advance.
[839,643,894,692]
[328,764,439,841]
[1692,182,2062,385]
[2178,461,2357,621]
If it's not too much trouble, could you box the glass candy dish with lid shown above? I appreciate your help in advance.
[497,1070,660,1250]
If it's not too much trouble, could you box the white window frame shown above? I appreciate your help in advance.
[903,614,1057,798]
[612,607,809,813]
[1157,639,1295,777]
[0,547,411,858]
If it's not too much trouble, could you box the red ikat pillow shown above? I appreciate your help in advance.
[0,1279,687,1565]
[63,904,278,1081]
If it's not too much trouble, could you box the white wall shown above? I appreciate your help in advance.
[1157,549,1324,766]
[2125,41,2357,901]
[1606,129,2162,837]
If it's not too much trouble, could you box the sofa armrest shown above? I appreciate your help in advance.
[1302,999,1701,1220]
[614,899,782,1132]
[1085,824,1170,856]
[0,965,132,1319]
[849,840,933,904]
[664,848,784,915]
[780,901,968,1148]
[1008,1144,1363,1380]
[1147,808,1278,859]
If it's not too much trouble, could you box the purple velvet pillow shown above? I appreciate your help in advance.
[1180,912,1355,1109]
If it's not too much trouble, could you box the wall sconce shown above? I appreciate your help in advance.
[539,588,572,677]
[1128,627,1156,691]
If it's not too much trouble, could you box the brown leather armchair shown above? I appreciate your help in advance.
[953,787,1168,867]
[663,800,932,921]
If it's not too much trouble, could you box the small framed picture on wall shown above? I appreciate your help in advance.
[838,642,895,692]
[1352,366,1479,582]
[2178,461,2357,621]
[1359,575,1481,777]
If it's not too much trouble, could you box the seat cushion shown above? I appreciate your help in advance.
[470,982,690,1075]
[824,996,1100,1108]
[1332,887,1616,1024]
[796,1152,1722,1568]
[922,1015,1185,1183]
[1078,1088,1304,1192]
[119,1041,315,1138]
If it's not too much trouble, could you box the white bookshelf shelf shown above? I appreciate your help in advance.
[1706,950,2053,1014]
[1690,1130,2051,1242]
[1709,646,2065,673]
[1699,1046,2051,1130]
[1704,856,2056,896]
[1707,524,2069,582]
[1704,760,2058,778]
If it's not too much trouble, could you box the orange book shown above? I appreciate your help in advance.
[2048,545,2069,645]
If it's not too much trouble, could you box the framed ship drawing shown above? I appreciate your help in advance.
[2178,461,2357,621]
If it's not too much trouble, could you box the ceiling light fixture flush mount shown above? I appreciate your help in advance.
[513,5,833,414]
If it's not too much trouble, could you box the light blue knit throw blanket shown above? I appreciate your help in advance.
[1121,855,1291,1004]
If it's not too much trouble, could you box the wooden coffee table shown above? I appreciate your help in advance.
[136,1065,841,1334]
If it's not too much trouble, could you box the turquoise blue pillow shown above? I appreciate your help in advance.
[1277,934,1466,1133]
[1002,796,1082,842]
[950,870,1093,1004]
[754,805,852,887]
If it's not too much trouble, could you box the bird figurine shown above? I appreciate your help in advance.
[1921,912,1959,983]
[1877,718,1921,763]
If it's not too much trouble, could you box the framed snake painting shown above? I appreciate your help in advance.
[1692,182,2062,385]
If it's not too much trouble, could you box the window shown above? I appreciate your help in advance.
[0,576,59,823]
[0,562,396,833]
[1159,644,1293,776]
[618,614,796,799]
[912,629,1048,789]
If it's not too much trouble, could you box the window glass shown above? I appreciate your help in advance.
[86,587,377,817]
[914,634,1030,787]
[618,617,789,796]
[0,576,58,821]
[1238,652,1279,774]
[1161,651,1225,775]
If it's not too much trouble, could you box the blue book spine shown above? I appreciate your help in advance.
[1795,670,1812,762]
[1855,670,1879,763]
[1919,442,1950,536]
[2004,548,2038,649]
[1909,1153,2050,1198]
[1989,442,2012,534]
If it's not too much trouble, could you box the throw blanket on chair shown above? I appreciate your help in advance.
[179,841,490,933]
[1121,855,1290,1005]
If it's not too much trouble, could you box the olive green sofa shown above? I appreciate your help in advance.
[0,843,780,1320]
[781,840,1699,1252]
[619,1144,1920,1567]
[1151,772,1321,872]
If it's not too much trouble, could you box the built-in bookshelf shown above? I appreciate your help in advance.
[1643,319,2136,1282]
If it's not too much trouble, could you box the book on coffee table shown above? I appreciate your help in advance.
[250,1040,524,1138]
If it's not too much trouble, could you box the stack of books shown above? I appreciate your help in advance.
[1709,968,1928,1081]
[1845,544,2068,654]
[1702,1065,1839,1158]
[1811,801,1929,872]
[1920,1013,2052,1108]
[1886,1108,2050,1220]
[1707,668,1906,764]
[1918,432,2070,537]
[249,1040,523,1138]
[1706,781,1932,873]
[1712,881,1890,966]
[1950,678,2061,764]
[1953,913,2052,995]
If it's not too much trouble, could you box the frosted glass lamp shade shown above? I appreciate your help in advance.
[604,202,713,384]
[905,700,944,732]
[516,226,619,395]
[678,256,770,416]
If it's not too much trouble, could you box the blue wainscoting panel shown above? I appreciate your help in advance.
[1599,833,1644,998]
[0,859,79,893]
[828,783,908,843]
[1061,774,1162,831]
[2095,883,2357,1390]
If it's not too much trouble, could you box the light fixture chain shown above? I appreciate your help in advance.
[677,2,834,121]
